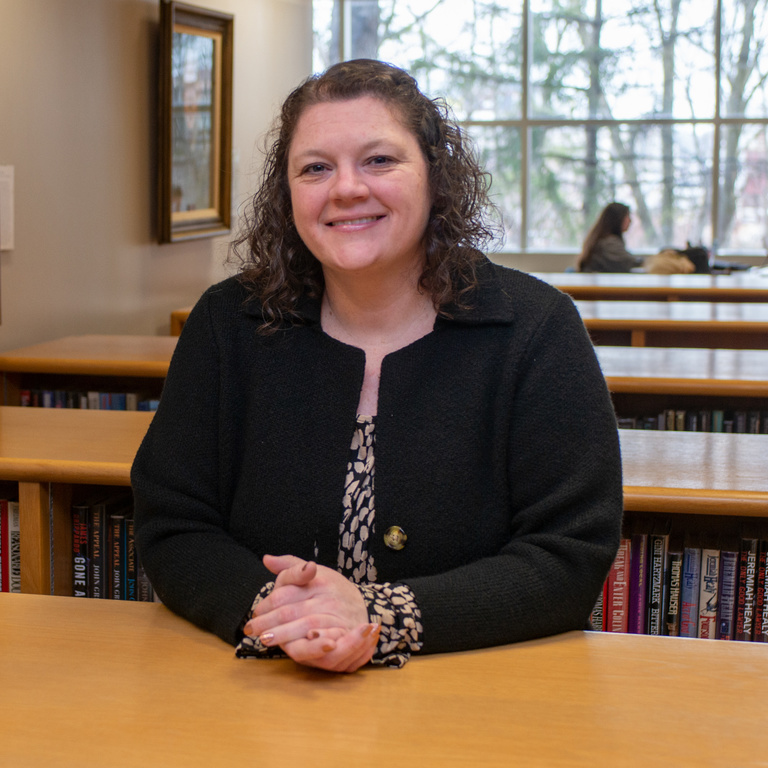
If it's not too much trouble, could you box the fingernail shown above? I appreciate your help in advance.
[361,623,378,638]
[243,624,256,637]
[259,632,275,645]
[322,642,335,652]
[302,561,312,571]
[307,629,320,640]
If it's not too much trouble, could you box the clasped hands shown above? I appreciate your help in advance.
[243,554,380,673]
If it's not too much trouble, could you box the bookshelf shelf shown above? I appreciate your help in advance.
[0,334,176,406]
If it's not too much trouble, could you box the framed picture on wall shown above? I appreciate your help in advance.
[158,1,233,243]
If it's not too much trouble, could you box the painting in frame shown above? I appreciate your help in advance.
[158,1,233,243]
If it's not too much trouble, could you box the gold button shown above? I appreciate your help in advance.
[384,526,407,551]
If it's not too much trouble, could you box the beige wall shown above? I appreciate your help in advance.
[0,0,312,351]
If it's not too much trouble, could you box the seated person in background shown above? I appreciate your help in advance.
[577,202,643,273]
[131,59,623,673]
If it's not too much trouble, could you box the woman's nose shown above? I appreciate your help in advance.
[330,164,369,201]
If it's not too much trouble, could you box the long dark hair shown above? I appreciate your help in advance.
[577,202,630,271]
[229,59,499,331]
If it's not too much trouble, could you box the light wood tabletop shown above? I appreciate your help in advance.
[619,430,768,516]
[2,593,767,767]
[596,345,768,395]
[533,270,768,302]
[0,406,153,485]
[576,299,768,347]
[0,334,177,376]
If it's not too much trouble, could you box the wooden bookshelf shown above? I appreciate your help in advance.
[0,407,153,595]
[532,270,768,302]
[3,593,767,766]
[576,299,768,348]
[596,346,768,431]
[0,334,176,405]
[0,403,764,598]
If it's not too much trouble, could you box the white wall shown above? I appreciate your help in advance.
[0,0,312,351]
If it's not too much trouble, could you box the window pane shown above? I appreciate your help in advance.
[314,1,523,120]
[720,0,768,118]
[718,125,768,252]
[528,125,712,250]
[465,125,522,251]
[530,0,716,120]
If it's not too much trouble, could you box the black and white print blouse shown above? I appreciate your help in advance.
[236,416,424,668]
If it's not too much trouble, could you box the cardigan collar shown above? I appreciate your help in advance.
[242,255,517,328]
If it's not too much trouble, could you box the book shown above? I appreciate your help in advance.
[108,511,126,600]
[1,501,21,593]
[716,549,739,641]
[590,583,606,632]
[697,548,720,639]
[663,549,683,636]
[753,540,768,643]
[72,503,90,597]
[605,538,631,633]
[125,516,137,601]
[735,538,759,642]
[680,546,701,638]
[646,531,669,635]
[628,532,648,634]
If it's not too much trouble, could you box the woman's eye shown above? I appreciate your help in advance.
[303,163,327,175]
[369,155,392,166]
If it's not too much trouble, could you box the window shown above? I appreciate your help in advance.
[313,0,768,263]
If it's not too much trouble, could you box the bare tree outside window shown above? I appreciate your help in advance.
[313,0,768,264]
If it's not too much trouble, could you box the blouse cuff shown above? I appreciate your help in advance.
[358,582,424,668]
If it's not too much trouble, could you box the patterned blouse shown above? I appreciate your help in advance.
[236,416,424,667]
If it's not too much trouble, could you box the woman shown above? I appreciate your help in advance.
[577,202,642,272]
[132,59,623,673]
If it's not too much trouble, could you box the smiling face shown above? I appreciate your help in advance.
[287,95,432,284]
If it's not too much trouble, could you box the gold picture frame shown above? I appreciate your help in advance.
[158,1,233,243]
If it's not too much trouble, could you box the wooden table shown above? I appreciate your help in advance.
[1,593,766,767]
[0,334,176,405]
[576,299,768,347]
[619,429,768,516]
[0,407,154,594]
[597,346,768,396]
[170,306,193,336]
[533,271,768,302]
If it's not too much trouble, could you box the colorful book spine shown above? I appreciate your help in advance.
[697,548,720,639]
[72,504,90,598]
[664,550,683,636]
[716,550,739,641]
[590,583,606,632]
[125,517,137,601]
[735,538,759,642]
[109,513,126,600]
[88,503,106,599]
[628,533,648,634]
[680,547,701,638]
[646,533,668,635]
[752,541,768,643]
[606,538,631,633]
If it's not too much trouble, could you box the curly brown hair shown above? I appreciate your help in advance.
[229,59,499,330]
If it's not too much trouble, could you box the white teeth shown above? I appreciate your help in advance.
[329,216,380,226]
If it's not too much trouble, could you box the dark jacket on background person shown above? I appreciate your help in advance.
[131,259,623,654]
[580,234,642,273]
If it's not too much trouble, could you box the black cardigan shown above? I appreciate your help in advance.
[131,259,623,653]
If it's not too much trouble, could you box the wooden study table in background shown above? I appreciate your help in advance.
[0,334,177,405]
[171,305,192,336]
[576,299,768,348]
[2,593,767,767]
[0,407,153,594]
[532,270,768,302]
[596,345,768,427]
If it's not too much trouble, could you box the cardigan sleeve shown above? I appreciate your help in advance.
[131,286,273,646]
[401,292,624,654]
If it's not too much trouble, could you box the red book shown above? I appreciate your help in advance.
[605,538,631,633]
